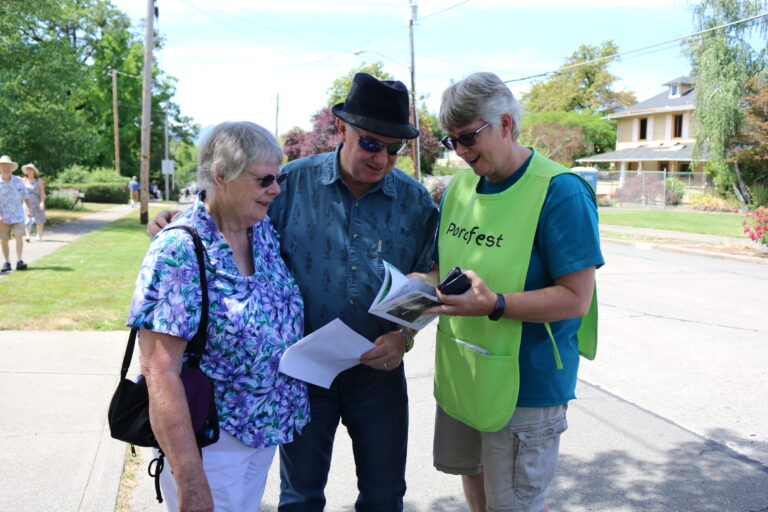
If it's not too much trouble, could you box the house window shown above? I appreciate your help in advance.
[670,85,680,97]
[639,118,648,140]
[658,161,669,172]
[673,115,683,138]
[680,163,691,173]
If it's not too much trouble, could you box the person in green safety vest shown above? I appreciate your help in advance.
[415,72,604,512]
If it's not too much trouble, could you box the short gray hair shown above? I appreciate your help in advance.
[197,121,283,189]
[439,72,523,142]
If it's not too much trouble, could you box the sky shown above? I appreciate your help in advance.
[111,0,698,134]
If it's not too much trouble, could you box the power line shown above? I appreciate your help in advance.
[503,12,768,84]
[420,0,471,22]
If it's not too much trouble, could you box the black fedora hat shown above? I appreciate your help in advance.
[332,73,419,140]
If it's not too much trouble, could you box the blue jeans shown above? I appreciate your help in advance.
[278,363,408,511]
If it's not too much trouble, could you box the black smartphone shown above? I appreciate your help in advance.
[437,266,471,295]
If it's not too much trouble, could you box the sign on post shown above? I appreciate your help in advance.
[161,159,175,175]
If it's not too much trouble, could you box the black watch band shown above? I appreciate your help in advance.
[488,293,505,321]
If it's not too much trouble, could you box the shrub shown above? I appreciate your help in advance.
[57,165,90,184]
[430,161,463,177]
[80,183,129,203]
[423,176,452,207]
[743,206,768,246]
[688,193,741,212]
[613,174,681,205]
[665,178,685,205]
[749,183,768,206]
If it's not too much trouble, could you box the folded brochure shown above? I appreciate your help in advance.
[368,261,439,330]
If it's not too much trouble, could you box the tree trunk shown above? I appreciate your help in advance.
[732,160,751,204]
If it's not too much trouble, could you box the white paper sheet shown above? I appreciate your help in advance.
[278,318,376,389]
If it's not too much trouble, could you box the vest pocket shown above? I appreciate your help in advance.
[434,327,520,432]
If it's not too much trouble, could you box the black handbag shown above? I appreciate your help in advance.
[107,225,220,502]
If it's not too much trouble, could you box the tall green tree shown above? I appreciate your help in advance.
[0,0,198,182]
[326,62,393,106]
[685,0,768,203]
[520,110,616,166]
[522,41,637,114]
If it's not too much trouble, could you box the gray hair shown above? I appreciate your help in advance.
[197,121,283,189]
[439,72,523,142]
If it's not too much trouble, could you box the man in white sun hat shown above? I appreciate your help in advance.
[0,155,31,271]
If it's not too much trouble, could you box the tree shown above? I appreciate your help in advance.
[732,77,768,187]
[283,108,340,161]
[0,0,198,179]
[685,0,768,203]
[522,41,637,114]
[521,110,616,162]
[326,62,393,107]
[520,122,587,167]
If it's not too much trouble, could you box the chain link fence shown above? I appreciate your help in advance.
[596,170,711,207]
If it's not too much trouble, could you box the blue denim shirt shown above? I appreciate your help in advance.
[270,144,438,341]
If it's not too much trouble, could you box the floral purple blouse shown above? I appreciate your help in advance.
[127,198,309,448]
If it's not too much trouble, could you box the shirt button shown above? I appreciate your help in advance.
[351,266,357,271]
[354,202,359,207]
[353,234,358,239]
[349,299,355,305]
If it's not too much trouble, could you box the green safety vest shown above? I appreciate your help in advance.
[435,152,598,432]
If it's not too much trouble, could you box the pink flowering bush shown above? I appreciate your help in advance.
[743,206,768,246]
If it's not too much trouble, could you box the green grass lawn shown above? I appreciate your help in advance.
[599,208,745,238]
[0,206,165,330]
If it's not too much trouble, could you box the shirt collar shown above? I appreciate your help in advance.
[317,143,398,199]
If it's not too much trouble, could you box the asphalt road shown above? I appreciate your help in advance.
[583,240,768,469]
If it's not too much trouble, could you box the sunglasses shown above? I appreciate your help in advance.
[246,172,278,188]
[441,122,490,151]
[350,125,407,155]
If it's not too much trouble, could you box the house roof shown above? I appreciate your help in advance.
[662,76,693,86]
[576,142,710,163]
[608,76,696,118]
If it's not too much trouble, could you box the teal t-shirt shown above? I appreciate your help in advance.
[435,150,603,406]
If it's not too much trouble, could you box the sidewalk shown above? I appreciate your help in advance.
[1,209,767,511]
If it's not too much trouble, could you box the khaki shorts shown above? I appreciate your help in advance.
[0,222,25,240]
[434,404,568,512]
[130,190,139,202]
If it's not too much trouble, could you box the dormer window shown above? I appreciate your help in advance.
[670,85,680,98]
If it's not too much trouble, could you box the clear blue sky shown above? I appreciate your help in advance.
[113,0,697,133]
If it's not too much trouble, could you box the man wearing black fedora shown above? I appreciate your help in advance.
[272,73,438,511]
[148,73,438,510]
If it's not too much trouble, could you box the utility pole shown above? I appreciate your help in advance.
[275,93,280,137]
[111,70,121,175]
[164,116,170,201]
[139,0,155,224]
[409,0,421,182]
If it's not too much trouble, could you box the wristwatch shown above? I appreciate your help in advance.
[397,328,415,353]
[488,293,506,321]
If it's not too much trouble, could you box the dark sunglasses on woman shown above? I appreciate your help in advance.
[351,125,407,155]
[247,172,278,188]
[441,122,490,151]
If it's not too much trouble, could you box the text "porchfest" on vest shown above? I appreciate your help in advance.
[445,222,504,248]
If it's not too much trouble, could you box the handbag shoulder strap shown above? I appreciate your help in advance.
[119,224,209,379]
[165,225,208,370]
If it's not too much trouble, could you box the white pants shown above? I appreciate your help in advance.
[158,430,276,512]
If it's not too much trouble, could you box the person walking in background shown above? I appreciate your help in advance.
[129,121,308,511]
[21,163,46,241]
[415,72,603,512]
[128,176,140,207]
[0,155,31,272]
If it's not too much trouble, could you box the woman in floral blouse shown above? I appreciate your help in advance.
[127,121,308,512]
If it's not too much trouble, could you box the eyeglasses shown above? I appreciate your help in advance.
[246,172,278,188]
[350,125,407,155]
[441,122,490,151]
